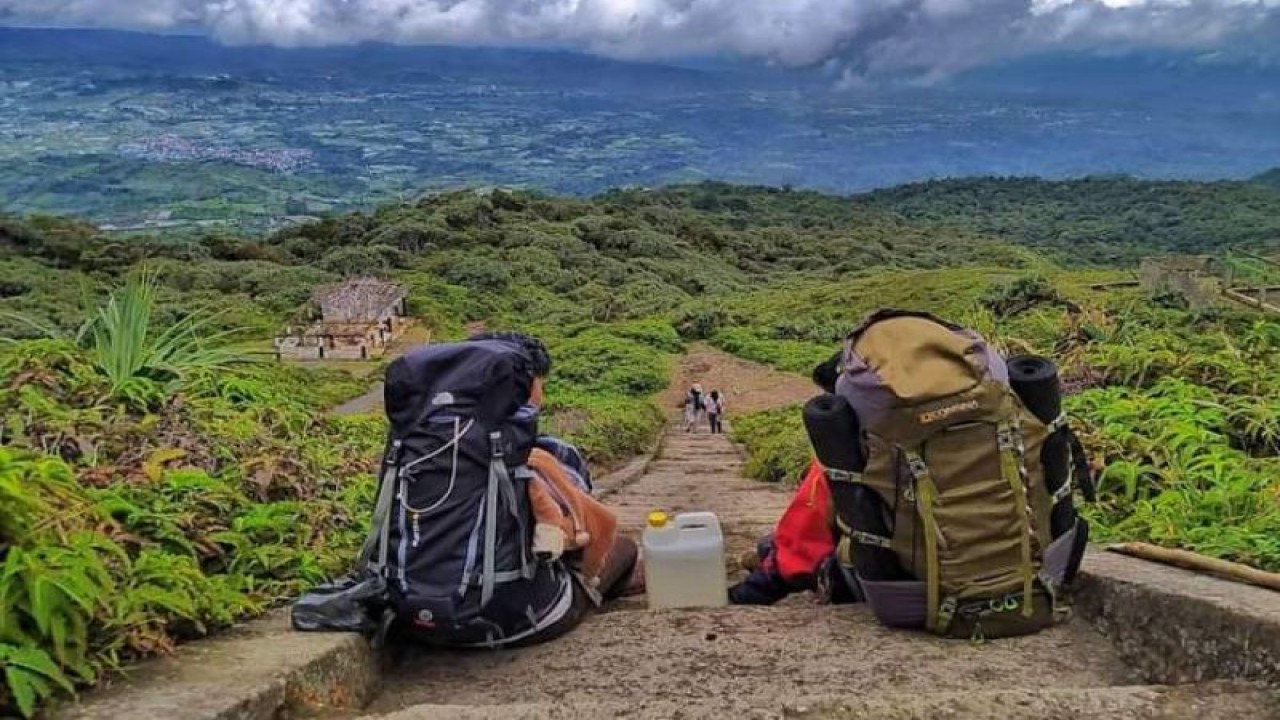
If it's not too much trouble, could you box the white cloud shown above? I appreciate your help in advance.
[1,0,1277,76]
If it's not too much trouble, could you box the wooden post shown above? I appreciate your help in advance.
[1108,542,1280,592]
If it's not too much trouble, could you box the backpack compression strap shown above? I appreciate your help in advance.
[901,449,947,633]
[1067,429,1097,502]
[996,422,1037,619]
[363,440,403,578]
[479,430,537,608]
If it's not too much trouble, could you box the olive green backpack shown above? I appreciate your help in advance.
[830,310,1092,640]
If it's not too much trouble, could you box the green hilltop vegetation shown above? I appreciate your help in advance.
[1253,168,1280,190]
[2,176,1280,715]
[852,175,1280,265]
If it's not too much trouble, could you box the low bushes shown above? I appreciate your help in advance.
[0,348,382,716]
[539,322,678,467]
[731,407,810,485]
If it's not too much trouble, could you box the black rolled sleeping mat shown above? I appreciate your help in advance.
[802,394,906,581]
[802,393,865,473]
[1007,355,1061,424]
[1007,355,1076,538]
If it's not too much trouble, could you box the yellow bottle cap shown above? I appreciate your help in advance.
[647,511,669,528]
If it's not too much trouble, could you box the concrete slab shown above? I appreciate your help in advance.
[53,611,379,720]
[362,605,1134,718]
[369,682,1280,720]
[1078,550,1280,684]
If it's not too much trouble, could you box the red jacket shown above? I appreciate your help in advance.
[766,459,836,583]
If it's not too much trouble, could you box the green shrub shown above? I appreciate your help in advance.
[549,331,671,397]
[543,392,665,467]
[980,275,1067,318]
[0,330,380,717]
[603,319,684,354]
[732,407,811,485]
[711,328,831,375]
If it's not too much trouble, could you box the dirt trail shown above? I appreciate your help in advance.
[663,343,819,419]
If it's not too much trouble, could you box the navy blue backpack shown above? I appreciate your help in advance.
[295,340,564,645]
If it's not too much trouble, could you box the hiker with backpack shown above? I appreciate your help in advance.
[683,383,706,432]
[293,331,641,647]
[705,390,726,434]
[732,310,1096,641]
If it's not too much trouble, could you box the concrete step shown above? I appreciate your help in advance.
[358,604,1139,718]
[363,682,1280,720]
[644,460,743,474]
[660,433,738,443]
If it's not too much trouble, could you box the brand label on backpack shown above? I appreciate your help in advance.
[431,392,456,407]
[918,399,980,424]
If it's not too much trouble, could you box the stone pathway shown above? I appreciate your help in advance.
[600,428,788,557]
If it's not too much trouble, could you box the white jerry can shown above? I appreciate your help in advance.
[642,510,728,609]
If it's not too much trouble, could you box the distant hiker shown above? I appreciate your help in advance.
[683,383,706,432]
[705,390,725,434]
[292,331,640,647]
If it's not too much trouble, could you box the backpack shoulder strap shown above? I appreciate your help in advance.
[1065,427,1097,502]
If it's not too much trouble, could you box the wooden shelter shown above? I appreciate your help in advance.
[274,278,408,360]
[1139,255,1223,311]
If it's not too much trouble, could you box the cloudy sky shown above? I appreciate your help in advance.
[1,0,1278,77]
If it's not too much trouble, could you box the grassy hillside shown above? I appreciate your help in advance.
[2,177,1279,715]
[854,176,1280,265]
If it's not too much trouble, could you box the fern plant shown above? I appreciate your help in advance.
[0,643,75,718]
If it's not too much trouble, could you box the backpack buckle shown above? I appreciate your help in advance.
[826,468,862,484]
[936,596,958,633]
[384,440,403,467]
[997,427,1018,451]
[906,456,929,480]
[850,530,892,549]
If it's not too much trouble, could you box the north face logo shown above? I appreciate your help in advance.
[919,400,980,424]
